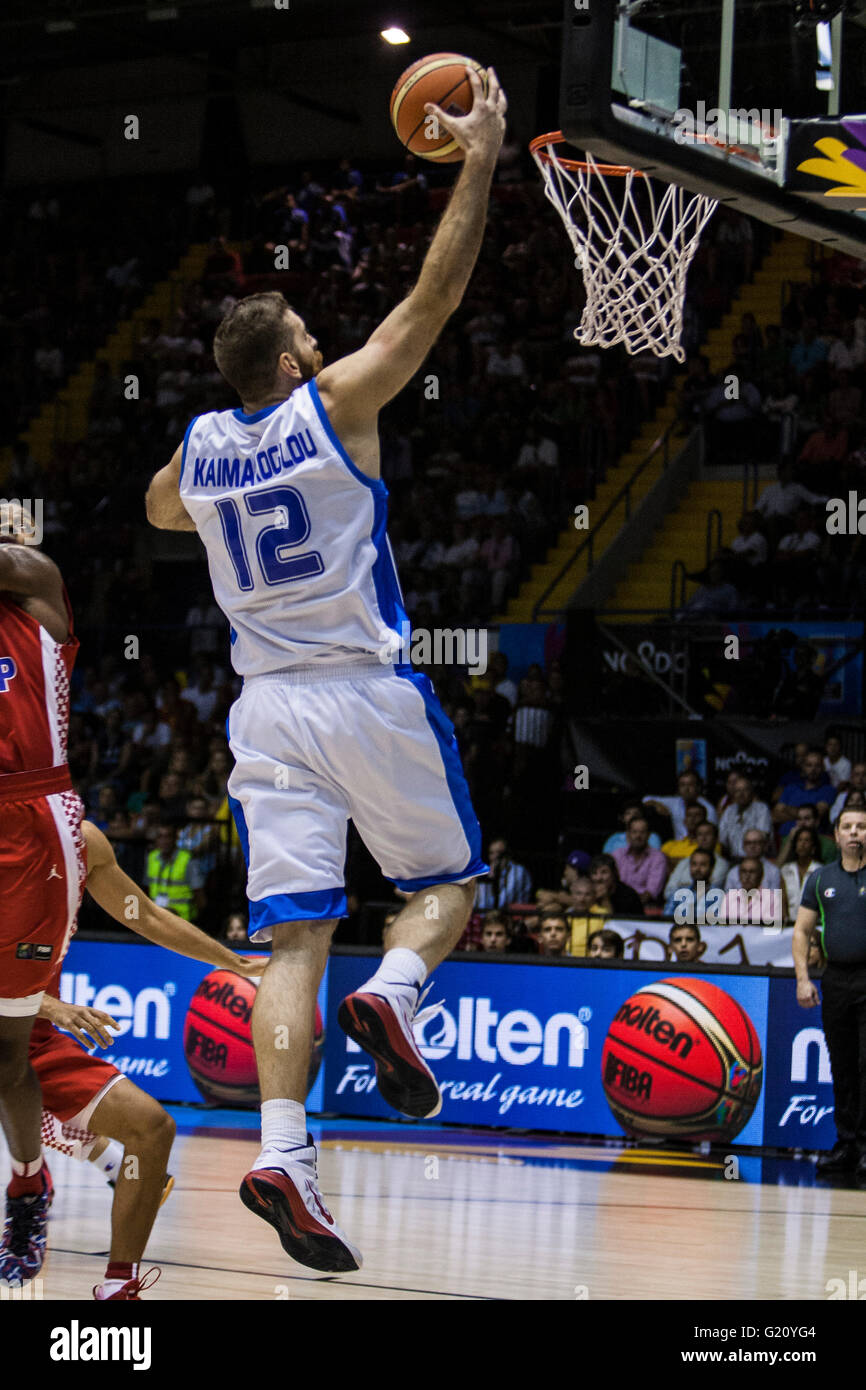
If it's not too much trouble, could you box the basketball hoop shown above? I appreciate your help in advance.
[530,132,719,363]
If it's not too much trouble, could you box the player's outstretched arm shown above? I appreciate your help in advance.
[82,821,262,974]
[317,66,507,433]
[145,444,198,532]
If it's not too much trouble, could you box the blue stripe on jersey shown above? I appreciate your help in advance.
[394,668,487,883]
[306,379,386,492]
[371,487,409,638]
[227,791,250,866]
[179,413,200,486]
[248,887,348,930]
[233,402,283,424]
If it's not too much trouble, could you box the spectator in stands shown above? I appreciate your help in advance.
[680,558,740,616]
[587,928,625,960]
[729,511,768,595]
[177,794,218,877]
[676,354,713,432]
[772,506,823,606]
[772,746,835,837]
[777,802,836,865]
[475,838,532,910]
[755,461,825,542]
[780,826,823,922]
[665,821,729,898]
[830,763,866,824]
[145,824,204,923]
[538,911,571,958]
[589,853,643,918]
[701,365,763,464]
[722,857,784,926]
[790,320,828,380]
[772,741,809,803]
[668,923,706,965]
[564,875,600,957]
[613,815,668,906]
[603,800,663,854]
[798,420,850,473]
[724,828,782,890]
[480,914,511,954]
[665,847,716,918]
[180,659,222,723]
[660,802,708,866]
[222,912,249,945]
[489,650,517,707]
[715,769,741,818]
[762,373,799,461]
[718,774,773,860]
[644,769,717,839]
[824,730,852,789]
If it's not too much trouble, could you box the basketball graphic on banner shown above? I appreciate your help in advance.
[183,967,325,1107]
[601,977,763,1141]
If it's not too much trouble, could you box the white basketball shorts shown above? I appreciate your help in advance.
[226,660,487,941]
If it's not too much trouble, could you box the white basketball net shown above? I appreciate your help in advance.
[532,141,718,363]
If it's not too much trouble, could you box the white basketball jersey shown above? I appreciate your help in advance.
[178,380,408,676]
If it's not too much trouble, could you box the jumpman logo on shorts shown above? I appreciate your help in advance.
[46,864,63,881]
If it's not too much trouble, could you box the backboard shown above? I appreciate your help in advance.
[560,0,866,257]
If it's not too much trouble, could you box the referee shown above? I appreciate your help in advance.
[793,805,866,1177]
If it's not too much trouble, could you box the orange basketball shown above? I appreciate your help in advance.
[183,966,325,1107]
[600,977,763,1142]
[390,52,488,163]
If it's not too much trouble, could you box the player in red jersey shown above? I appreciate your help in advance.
[28,819,261,1299]
[0,502,85,1283]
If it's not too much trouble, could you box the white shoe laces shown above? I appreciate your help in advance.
[411,982,445,1031]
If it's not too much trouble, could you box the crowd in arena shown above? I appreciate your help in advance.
[679,256,866,619]
[456,734,858,963]
[2,147,856,953]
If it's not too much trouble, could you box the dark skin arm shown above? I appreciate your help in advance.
[0,541,68,643]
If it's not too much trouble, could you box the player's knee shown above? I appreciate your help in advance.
[122,1097,175,1151]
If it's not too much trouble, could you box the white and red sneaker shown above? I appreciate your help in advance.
[239,1137,362,1274]
[93,1268,160,1300]
[338,983,444,1119]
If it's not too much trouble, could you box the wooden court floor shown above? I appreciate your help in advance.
[3,1120,866,1300]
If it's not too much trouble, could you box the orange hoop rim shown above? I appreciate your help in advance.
[530,128,763,174]
[529,131,641,177]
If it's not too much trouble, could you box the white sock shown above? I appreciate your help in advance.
[92,1140,124,1178]
[367,947,428,996]
[257,1099,308,1162]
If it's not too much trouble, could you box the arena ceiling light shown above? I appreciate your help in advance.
[381,27,411,44]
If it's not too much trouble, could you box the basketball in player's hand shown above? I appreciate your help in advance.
[390,52,488,162]
[183,966,325,1106]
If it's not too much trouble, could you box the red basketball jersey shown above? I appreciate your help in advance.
[0,589,78,775]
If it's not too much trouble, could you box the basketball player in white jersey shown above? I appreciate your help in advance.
[146,67,507,1274]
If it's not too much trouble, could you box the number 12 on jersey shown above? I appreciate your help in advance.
[216,485,324,589]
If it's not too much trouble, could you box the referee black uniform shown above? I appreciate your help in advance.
[801,854,866,1172]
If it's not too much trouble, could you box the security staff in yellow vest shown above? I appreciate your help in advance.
[146,824,204,923]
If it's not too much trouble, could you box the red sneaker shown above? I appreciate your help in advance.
[338,984,444,1118]
[239,1138,362,1273]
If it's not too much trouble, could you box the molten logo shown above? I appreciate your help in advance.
[613,1002,695,1058]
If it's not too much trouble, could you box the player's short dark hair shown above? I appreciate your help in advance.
[213,291,297,400]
